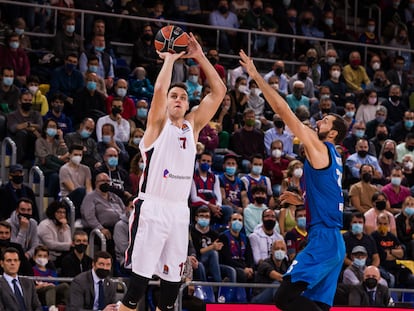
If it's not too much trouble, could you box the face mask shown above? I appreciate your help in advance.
[390,95,401,103]
[293,168,303,178]
[274,68,283,76]
[99,183,110,193]
[35,257,48,267]
[139,162,145,170]
[262,219,275,231]
[407,145,414,151]
[298,72,308,80]
[88,65,98,73]
[355,130,365,138]
[95,268,110,279]
[391,177,402,186]
[376,201,386,210]
[405,161,414,170]
[405,120,414,128]
[353,257,366,268]
[324,18,333,26]
[51,104,62,114]
[321,108,331,114]
[46,128,57,137]
[368,97,377,105]
[327,57,336,65]
[376,132,387,141]
[377,224,388,235]
[80,129,91,139]
[345,111,355,118]
[274,250,286,261]
[383,150,394,159]
[364,277,378,289]
[21,102,31,111]
[357,150,368,158]
[307,57,316,65]
[361,172,372,183]
[3,77,13,86]
[0,239,10,246]
[351,223,364,234]
[18,213,31,220]
[66,25,75,33]
[270,83,279,90]
[376,116,386,123]
[28,86,38,94]
[112,106,122,116]
[367,26,375,33]
[102,135,111,144]
[253,7,262,15]
[272,149,282,158]
[293,89,303,98]
[133,137,141,146]
[238,85,248,94]
[188,75,198,84]
[197,218,210,227]
[116,88,127,97]
[11,175,23,184]
[351,59,361,67]
[274,120,284,128]
[200,162,210,172]
[331,70,341,79]
[208,57,217,65]
[251,165,262,175]
[218,5,228,14]
[74,243,87,253]
[297,216,306,229]
[108,156,118,167]
[71,155,82,165]
[250,88,262,97]
[95,46,105,52]
[255,196,266,204]
[245,119,256,127]
[65,63,76,72]
[86,81,97,91]
[372,62,380,70]
[405,207,414,217]
[231,220,243,232]
[9,41,19,49]
[15,28,24,35]
[142,33,153,41]
[288,16,296,23]
[137,108,148,118]
[225,166,236,176]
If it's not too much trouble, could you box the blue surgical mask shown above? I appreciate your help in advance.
[14,28,24,35]
[231,220,243,232]
[188,75,198,84]
[66,25,75,33]
[391,177,402,186]
[351,223,363,235]
[116,88,127,97]
[225,166,236,176]
[137,108,148,118]
[9,41,19,49]
[80,129,91,139]
[108,156,118,167]
[355,130,365,138]
[197,218,210,227]
[345,111,355,118]
[86,81,97,91]
[88,65,98,73]
[353,257,366,268]
[95,46,105,52]
[3,77,13,86]
[405,120,414,129]
[200,162,210,172]
[251,165,262,175]
[65,63,76,72]
[46,128,57,137]
[297,216,306,229]
[102,135,111,144]
[376,116,386,123]
[132,137,141,145]
[273,250,286,261]
[139,162,145,170]
[405,207,414,217]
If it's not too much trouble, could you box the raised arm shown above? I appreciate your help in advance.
[185,33,227,135]
[239,50,328,168]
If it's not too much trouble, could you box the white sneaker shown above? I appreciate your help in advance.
[48,305,58,311]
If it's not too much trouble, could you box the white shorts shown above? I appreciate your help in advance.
[128,194,190,282]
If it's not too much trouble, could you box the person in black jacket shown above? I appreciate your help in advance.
[60,230,92,278]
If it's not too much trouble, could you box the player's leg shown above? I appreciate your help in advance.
[119,273,150,311]
[157,279,182,311]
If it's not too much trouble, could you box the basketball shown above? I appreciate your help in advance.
[154,25,189,54]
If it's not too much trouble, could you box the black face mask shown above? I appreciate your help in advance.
[0,239,10,246]
[11,175,23,184]
[376,133,387,141]
[362,172,372,183]
[255,197,266,204]
[21,102,31,111]
[364,277,378,289]
[321,108,331,114]
[274,120,284,128]
[18,213,31,220]
[376,200,386,210]
[374,78,383,85]
[218,6,228,14]
[298,72,308,81]
[142,34,153,41]
[274,68,283,76]
[112,106,122,115]
[303,18,312,25]
[390,95,401,102]
[253,7,262,15]
[407,145,414,151]
[74,243,87,254]
[52,105,64,113]
[208,57,217,65]
[383,151,394,159]
[262,219,276,231]
[307,57,316,64]
[95,268,110,279]
[99,183,110,193]
[357,150,368,158]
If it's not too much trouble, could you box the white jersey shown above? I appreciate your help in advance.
[139,119,196,202]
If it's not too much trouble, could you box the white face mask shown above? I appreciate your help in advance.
[273,250,286,261]
[272,149,282,158]
[28,86,38,94]
[270,83,279,90]
[71,155,82,165]
[250,88,262,97]
[331,70,341,79]
[238,85,248,94]
[404,161,414,170]
[35,257,48,267]
[372,62,380,70]
[293,168,303,178]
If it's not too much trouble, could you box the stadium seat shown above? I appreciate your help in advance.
[193,285,215,303]
[217,286,247,303]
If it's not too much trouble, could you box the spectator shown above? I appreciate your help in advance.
[369,123,390,159]
[364,191,395,236]
[0,164,39,221]
[37,201,72,264]
[390,109,414,144]
[343,120,376,157]
[402,154,414,187]
[280,160,304,196]
[27,75,48,116]
[68,251,117,311]
[377,139,397,183]
[200,49,227,86]
[96,98,130,144]
[249,208,283,266]
[382,166,411,214]
[129,98,149,131]
[366,54,382,81]
[128,153,143,195]
[365,106,388,140]
[105,78,136,120]
[128,66,154,101]
[286,80,310,112]
[60,230,92,278]
[246,79,265,122]
[243,185,269,236]
[396,196,414,260]
[366,69,391,101]
[296,10,324,57]
[229,75,248,116]
[84,54,108,97]
[288,63,315,100]
[0,66,20,114]
[355,89,379,124]
[263,60,289,96]
[7,198,39,259]
[342,101,356,135]
[321,63,347,107]
[35,118,69,199]
[0,247,41,311]
[386,56,408,94]
[198,122,219,153]
[381,84,407,127]
[53,16,85,60]
[285,205,307,261]
[263,139,290,197]
[264,114,295,159]
[358,18,381,47]
[0,32,30,86]
[13,17,31,51]
[185,65,202,106]
[309,95,333,128]
[343,245,370,285]
[396,132,414,163]
[59,144,93,218]
[342,51,371,94]
[125,127,144,163]
[43,92,73,136]
[8,90,42,167]
[31,245,69,308]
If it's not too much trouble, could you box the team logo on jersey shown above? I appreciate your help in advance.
[163,169,169,178]
[181,123,190,133]
[162,169,192,180]
[163,264,169,275]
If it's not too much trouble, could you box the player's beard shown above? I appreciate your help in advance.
[318,129,329,141]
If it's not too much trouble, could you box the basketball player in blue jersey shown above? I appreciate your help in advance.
[119,34,226,311]
[240,50,347,311]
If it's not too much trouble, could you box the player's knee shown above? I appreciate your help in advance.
[274,276,308,309]
[158,279,181,311]
[121,273,150,308]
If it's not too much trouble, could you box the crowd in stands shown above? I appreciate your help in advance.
[2,0,414,309]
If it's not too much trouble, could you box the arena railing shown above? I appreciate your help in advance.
[0,136,16,184]
[28,165,45,220]
[1,0,413,69]
[89,227,107,259]
[61,196,76,235]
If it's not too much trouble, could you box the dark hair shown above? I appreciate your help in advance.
[294,205,306,217]
[168,82,187,93]
[200,150,213,159]
[72,229,88,241]
[69,144,83,153]
[93,251,112,263]
[1,66,14,75]
[50,92,65,102]
[195,206,210,216]
[65,53,78,60]
[27,75,40,84]
[351,211,365,223]
[250,153,263,162]
[372,191,388,203]
[359,163,374,175]
[41,118,58,139]
[17,197,33,209]
[1,247,19,260]
[87,54,99,63]
[0,220,11,230]
[102,123,115,134]
[34,245,49,256]
[45,201,66,219]
[251,185,267,195]
[329,113,347,144]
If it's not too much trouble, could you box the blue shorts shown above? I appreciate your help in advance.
[284,227,345,306]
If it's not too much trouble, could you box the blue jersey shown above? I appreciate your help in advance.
[304,141,343,230]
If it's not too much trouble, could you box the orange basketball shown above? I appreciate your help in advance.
[154,25,188,53]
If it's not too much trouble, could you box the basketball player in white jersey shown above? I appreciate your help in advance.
[119,33,226,311]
